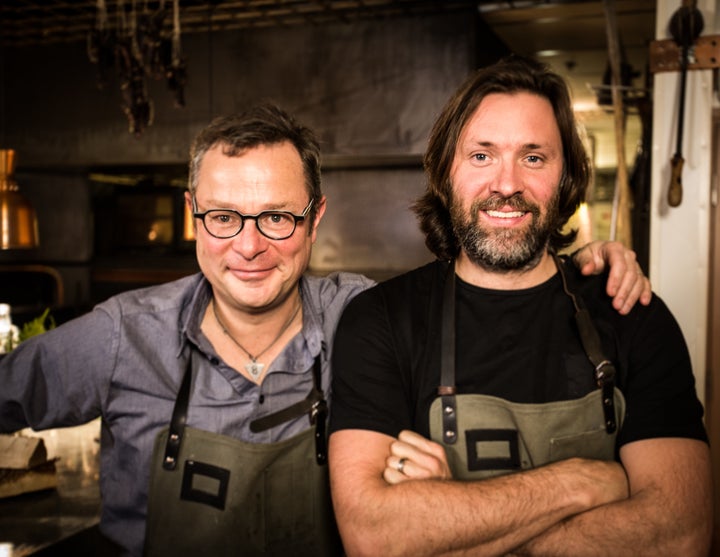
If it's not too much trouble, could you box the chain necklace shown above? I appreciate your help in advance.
[211,298,302,380]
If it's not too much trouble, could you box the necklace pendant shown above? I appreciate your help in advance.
[245,360,265,379]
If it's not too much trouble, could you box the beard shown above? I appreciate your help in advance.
[450,190,560,272]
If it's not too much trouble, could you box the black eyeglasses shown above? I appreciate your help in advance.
[193,198,314,240]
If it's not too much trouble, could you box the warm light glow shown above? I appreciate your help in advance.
[183,201,196,241]
[535,49,562,58]
[572,99,600,113]
[561,201,594,255]
[0,149,39,250]
[0,154,38,249]
[576,202,592,245]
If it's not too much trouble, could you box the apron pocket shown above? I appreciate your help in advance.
[550,427,617,462]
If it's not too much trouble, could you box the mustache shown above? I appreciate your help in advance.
[474,193,538,214]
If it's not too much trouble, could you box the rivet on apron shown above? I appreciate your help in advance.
[444,405,454,415]
[445,430,456,439]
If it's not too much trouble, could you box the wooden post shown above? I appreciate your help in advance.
[603,0,633,248]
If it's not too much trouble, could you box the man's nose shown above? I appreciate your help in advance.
[492,161,524,197]
[231,218,268,258]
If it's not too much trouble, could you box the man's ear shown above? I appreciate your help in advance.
[184,191,198,236]
[311,196,328,240]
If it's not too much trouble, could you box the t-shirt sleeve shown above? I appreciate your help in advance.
[615,295,708,446]
[329,285,413,438]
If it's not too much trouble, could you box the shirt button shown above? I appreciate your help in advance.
[209,357,219,365]
[259,394,265,404]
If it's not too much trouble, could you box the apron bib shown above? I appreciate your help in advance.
[430,389,625,480]
[144,354,341,557]
[430,257,627,480]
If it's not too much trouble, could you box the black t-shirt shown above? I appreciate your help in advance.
[329,259,707,449]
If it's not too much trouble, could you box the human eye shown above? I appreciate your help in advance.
[524,153,546,167]
[473,153,489,162]
[259,212,293,232]
[207,210,240,231]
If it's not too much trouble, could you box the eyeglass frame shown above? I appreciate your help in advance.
[191,196,314,240]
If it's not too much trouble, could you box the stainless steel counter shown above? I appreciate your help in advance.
[0,420,102,556]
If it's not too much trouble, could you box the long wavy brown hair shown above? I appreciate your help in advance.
[413,55,590,260]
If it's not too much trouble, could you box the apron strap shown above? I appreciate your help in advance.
[554,254,618,434]
[439,261,458,445]
[249,355,329,465]
[162,353,193,470]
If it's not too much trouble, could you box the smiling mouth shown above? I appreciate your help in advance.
[486,210,526,219]
[229,266,272,279]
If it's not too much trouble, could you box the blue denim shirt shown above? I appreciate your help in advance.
[0,271,373,555]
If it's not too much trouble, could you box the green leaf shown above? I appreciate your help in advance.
[19,308,56,342]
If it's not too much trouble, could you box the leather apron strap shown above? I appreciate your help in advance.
[439,261,458,444]
[162,353,193,471]
[553,254,618,433]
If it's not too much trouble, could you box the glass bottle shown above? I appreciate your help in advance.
[0,303,20,353]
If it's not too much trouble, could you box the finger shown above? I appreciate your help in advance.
[394,432,447,471]
[383,463,413,485]
[383,456,416,484]
[616,269,652,314]
[397,430,447,461]
[602,243,633,297]
[572,242,599,275]
[391,432,452,479]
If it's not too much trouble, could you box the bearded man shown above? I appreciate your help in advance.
[327,56,712,557]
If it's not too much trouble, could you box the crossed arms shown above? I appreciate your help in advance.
[329,429,712,557]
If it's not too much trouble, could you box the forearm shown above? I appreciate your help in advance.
[330,433,628,557]
[517,489,709,557]
[514,440,713,557]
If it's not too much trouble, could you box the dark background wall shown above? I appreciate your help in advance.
[2,11,477,164]
[0,8,496,322]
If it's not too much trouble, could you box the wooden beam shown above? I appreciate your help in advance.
[650,35,720,73]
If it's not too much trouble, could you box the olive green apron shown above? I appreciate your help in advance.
[429,257,626,480]
[143,354,342,556]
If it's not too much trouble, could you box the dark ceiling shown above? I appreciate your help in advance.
[0,0,658,122]
[0,0,656,52]
[0,0,480,47]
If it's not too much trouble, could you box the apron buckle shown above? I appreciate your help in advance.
[310,399,328,425]
[595,360,618,434]
[312,400,329,465]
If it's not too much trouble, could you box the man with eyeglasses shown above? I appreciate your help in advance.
[0,103,651,556]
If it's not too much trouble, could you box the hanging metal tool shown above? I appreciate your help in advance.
[667,0,704,208]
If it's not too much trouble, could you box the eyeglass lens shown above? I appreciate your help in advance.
[203,210,300,239]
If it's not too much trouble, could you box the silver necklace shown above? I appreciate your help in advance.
[211,298,302,380]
